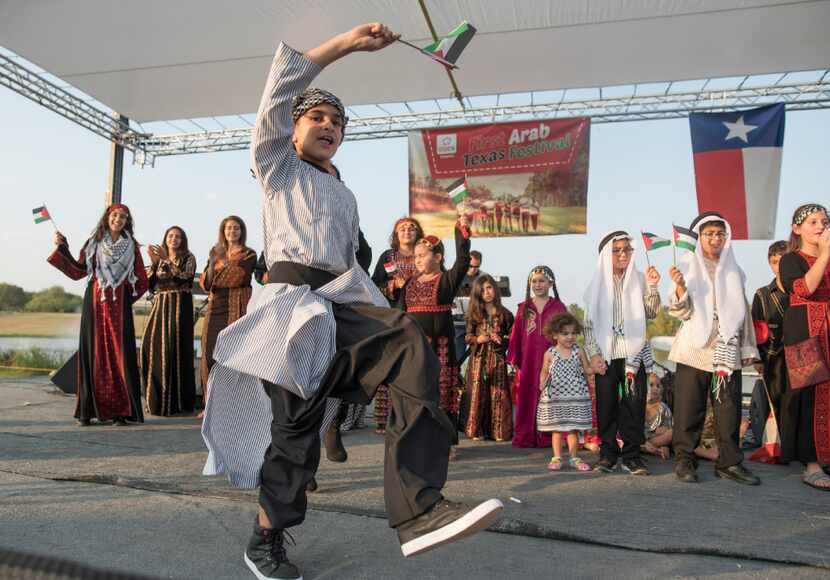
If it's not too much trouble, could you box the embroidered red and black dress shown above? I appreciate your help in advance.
[371,248,417,430]
[47,239,147,423]
[199,246,257,393]
[780,251,830,465]
[141,252,198,416]
[463,306,515,441]
[397,226,470,424]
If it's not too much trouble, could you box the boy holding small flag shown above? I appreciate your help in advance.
[667,212,760,485]
[584,231,661,475]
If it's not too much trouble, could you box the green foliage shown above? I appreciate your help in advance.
[0,347,68,370]
[0,283,32,311]
[24,286,83,313]
[647,306,681,338]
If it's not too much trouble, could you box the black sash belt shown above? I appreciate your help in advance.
[267,261,337,291]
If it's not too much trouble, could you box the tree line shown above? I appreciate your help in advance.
[0,283,83,313]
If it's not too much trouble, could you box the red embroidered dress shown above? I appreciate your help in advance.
[780,251,830,464]
[47,239,147,422]
[398,226,470,420]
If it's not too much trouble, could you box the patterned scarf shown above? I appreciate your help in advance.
[85,234,137,301]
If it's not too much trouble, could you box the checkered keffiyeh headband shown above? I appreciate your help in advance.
[292,88,349,128]
[793,204,827,225]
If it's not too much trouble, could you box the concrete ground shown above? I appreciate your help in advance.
[2,377,829,579]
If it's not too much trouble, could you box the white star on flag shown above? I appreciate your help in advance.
[722,115,758,143]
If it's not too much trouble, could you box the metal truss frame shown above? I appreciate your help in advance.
[0,52,148,155]
[2,47,829,167]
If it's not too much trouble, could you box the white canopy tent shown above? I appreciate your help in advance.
[2,0,829,123]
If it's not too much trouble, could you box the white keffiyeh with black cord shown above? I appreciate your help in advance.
[680,214,746,399]
[584,230,652,395]
[84,234,138,301]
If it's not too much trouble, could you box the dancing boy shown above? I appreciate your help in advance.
[202,23,503,580]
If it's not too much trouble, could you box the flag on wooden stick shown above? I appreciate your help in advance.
[423,21,477,66]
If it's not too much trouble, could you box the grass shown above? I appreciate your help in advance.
[0,311,204,338]
[413,206,587,239]
[0,347,70,371]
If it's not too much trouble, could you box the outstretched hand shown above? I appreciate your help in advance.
[53,231,67,247]
[343,23,399,53]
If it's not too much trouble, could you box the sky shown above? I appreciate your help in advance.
[1,86,828,312]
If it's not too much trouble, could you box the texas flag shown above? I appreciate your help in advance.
[689,103,785,240]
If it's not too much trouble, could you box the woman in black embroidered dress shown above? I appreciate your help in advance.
[397,219,471,437]
[141,226,198,416]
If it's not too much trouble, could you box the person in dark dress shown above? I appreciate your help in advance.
[751,240,790,426]
[142,226,198,416]
[779,203,830,490]
[463,274,514,441]
[47,204,147,426]
[397,220,471,438]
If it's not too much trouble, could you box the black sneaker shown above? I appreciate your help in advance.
[620,457,649,476]
[323,422,347,463]
[675,461,699,483]
[592,457,617,473]
[715,463,761,486]
[397,498,503,557]
[243,518,302,580]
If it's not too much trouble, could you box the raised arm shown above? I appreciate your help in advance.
[444,224,472,298]
[251,24,398,198]
[643,267,662,320]
[47,232,87,281]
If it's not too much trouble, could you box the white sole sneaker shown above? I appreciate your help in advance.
[243,552,303,580]
[400,498,504,558]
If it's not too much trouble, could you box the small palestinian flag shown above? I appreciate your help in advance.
[33,206,51,225]
[642,231,670,252]
[423,21,477,66]
[673,224,698,252]
[749,408,781,465]
[384,262,397,275]
[447,177,469,204]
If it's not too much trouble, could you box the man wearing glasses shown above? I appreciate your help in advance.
[584,231,662,475]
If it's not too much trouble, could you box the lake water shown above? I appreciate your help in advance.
[0,336,202,357]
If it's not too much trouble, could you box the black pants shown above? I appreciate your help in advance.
[672,363,743,469]
[595,359,647,462]
[258,303,456,530]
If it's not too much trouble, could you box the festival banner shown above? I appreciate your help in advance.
[409,118,590,238]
